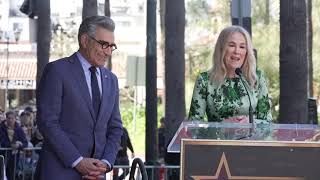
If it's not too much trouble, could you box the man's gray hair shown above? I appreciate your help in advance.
[78,16,115,47]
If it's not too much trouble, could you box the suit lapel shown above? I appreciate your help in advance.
[97,68,112,124]
[68,53,95,121]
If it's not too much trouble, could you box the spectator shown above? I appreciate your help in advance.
[113,127,134,180]
[23,107,36,126]
[0,107,5,123]
[17,142,38,180]
[0,111,28,180]
[20,112,34,142]
[30,128,43,148]
[24,107,33,114]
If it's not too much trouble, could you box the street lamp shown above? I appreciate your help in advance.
[0,29,22,111]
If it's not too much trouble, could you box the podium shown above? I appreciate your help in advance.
[167,121,320,180]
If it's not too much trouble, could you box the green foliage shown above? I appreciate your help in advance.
[252,0,279,25]
[186,45,212,81]
[252,22,280,120]
[120,102,164,154]
[185,0,231,82]
[120,103,146,154]
[186,0,212,28]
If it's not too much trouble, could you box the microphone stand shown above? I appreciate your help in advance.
[235,68,254,139]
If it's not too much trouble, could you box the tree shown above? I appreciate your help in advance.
[145,0,158,172]
[252,0,280,119]
[104,0,110,17]
[279,0,308,123]
[252,0,270,25]
[82,0,97,20]
[307,0,313,96]
[104,0,112,70]
[164,0,185,144]
[36,0,51,86]
[185,0,214,81]
[185,0,231,81]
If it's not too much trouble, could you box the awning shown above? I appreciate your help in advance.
[0,61,36,89]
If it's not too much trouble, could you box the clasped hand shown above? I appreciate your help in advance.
[75,158,109,180]
[223,115,249,123]
[11,141,23,149]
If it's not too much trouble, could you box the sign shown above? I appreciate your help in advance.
[0,79,36,89]
[181,139,320,180]
[126,56,145,86]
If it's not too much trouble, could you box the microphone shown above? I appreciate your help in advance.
[235,68,254,138]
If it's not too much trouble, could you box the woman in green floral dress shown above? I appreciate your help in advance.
[188,26,272,124]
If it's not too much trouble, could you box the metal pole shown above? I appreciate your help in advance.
[231,0,252,36]
[238,0,243,26]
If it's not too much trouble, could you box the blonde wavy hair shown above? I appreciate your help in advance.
[210,26,257,88]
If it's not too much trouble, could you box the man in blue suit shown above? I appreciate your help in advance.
[35,16,123,180]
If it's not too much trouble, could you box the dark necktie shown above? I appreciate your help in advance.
[89,66,101,118]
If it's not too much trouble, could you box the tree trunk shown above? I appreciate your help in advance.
[279,0,308,123]
[307,0,313,97]
[104,0,110,17]
[36,0,51,87]
[82,0,97,20]
[145,0,158,171]
[165,0,185,144]
[104,0,112,70]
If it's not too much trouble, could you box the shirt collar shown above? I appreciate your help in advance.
[76,51,100,75]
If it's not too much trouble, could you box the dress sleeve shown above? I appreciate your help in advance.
[188,72,208,121]
[255,70,273,123]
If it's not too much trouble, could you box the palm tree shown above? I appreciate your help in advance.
[104,0,110,17]
[145,0,158,171]
[165,0,185,143]
[307,0,313,97]
[82,0,97,20]
[104,0,112,70]
[36,0,51,86]
[279,0,308,123]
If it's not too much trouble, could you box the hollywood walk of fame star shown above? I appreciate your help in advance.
[191,153,304,180]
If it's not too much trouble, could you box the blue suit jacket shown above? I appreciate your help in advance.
[35,53,123,180]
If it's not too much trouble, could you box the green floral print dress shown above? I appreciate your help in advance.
[188,70,272,123]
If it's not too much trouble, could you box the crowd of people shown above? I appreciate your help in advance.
[0,106,42,180]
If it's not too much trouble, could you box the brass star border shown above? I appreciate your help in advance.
[191,152,304,180]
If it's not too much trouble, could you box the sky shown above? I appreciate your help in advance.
[51,0,80,17]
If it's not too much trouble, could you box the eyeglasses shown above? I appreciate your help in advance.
[89,36,117,51]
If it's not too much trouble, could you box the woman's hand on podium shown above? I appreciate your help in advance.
[223,116,249,123]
